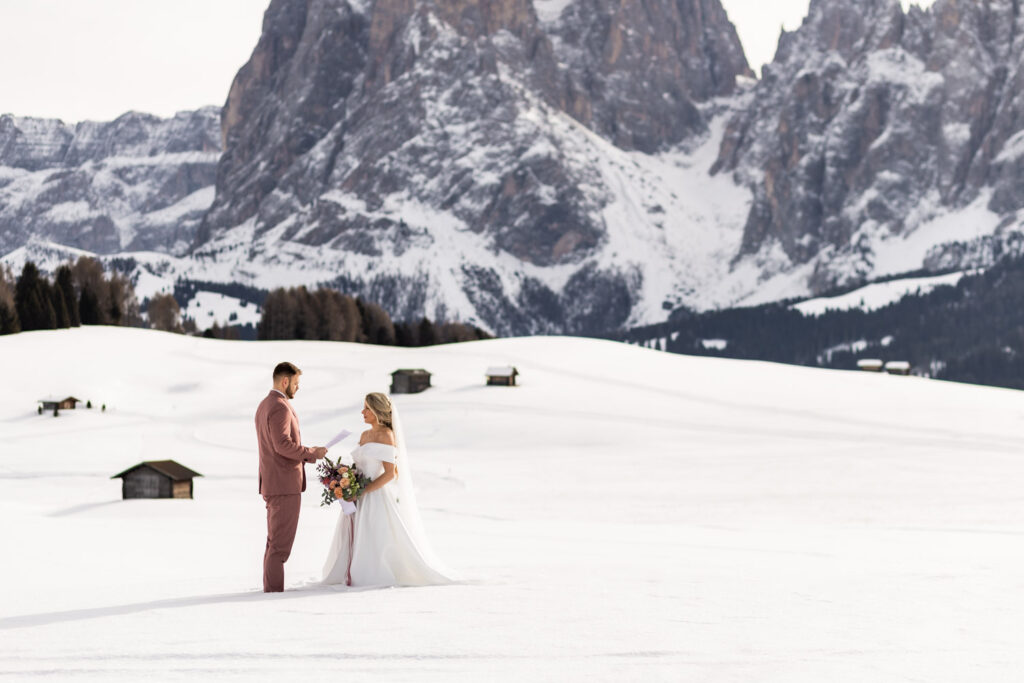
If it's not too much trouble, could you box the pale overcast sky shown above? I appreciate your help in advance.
[0,0,937,123]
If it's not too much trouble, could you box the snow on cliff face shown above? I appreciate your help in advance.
[714,0,1024,296]
[194,0,754,334]
[4,0,1024,334]
[0,109,220,256]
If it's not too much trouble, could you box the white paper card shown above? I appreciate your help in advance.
[325,429,353,450]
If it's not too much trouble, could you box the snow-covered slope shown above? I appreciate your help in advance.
[791,270,967,315]
[1,328,1022,680]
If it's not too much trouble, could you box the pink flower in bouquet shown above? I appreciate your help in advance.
[333,488,345,499]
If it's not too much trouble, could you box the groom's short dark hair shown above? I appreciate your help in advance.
[273,362,302,380]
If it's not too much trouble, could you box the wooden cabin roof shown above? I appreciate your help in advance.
[391,368,431,376]
[112,460,203,481]
[486,366,518,377]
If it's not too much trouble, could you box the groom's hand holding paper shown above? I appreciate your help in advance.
[305,446,328,462]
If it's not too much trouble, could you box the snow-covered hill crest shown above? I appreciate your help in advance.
[2,327,1023,679]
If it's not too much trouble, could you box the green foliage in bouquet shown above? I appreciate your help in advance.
[316,455,371,507]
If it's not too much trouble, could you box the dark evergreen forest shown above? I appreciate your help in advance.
[256,286,492,347]
[614,258,1024,391]
[0,257,141,335]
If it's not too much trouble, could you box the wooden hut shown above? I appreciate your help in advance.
[486,366,519,386]
[884,361,911,376]
[112,460,203,499]
[390,369,432,394]
[38,396,81,412]
[856,359,884,372]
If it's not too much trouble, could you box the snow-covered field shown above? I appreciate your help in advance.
[1,328,1023,681]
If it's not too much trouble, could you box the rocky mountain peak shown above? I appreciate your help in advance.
[193,0,752,334]
[431,0,539,39]
[12,0,1023,335]
[714,0,1024,294]
[774,0,905,66]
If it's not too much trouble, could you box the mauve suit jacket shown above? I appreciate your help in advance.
[255,390,316,495]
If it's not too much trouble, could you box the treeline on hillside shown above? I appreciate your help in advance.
[0,258,140,334]
[615,257,1024,391]
[259,286,492,346]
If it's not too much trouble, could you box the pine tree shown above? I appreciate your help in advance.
[258,289,297,340]
[294,287,319,340]
[72,257,108,325]
[79,285,102,325]
[51,282,71,328]
[147,293,182,333]
[417,317,438,346]
[314,289,345,341]
[339,293,364,342]
[55,265,80,326]
[107,272,140,326]
[394,322,417,347]
[358,299,396,345]
[15,262,56,331]
[0,265,20,334]
[0,301,18,335]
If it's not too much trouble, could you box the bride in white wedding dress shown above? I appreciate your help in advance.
[322,392,454,587]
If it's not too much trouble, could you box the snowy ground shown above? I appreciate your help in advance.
[791,271,968,315]
[1,328,1023,681]
[181,291,262,328]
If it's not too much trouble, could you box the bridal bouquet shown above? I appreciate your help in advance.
[317,456,369,507]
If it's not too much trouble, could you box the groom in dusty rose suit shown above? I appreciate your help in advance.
[255,362,326,592]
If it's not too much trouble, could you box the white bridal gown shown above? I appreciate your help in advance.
[322,442,453,587]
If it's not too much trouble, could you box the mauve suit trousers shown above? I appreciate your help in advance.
[263,493,301,592]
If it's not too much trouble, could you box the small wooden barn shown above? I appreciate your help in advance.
[486,366,519,386]
[38,396,81,411]
[856,359,884,372]
[884,361,911,376]
[112,460,203,500]
[390,369,432,394]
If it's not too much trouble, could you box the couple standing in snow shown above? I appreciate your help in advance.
[254,361,453,592]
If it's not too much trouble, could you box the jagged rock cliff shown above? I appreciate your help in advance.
[0,108,220,255]
[714,0,1024,293]
[194,0,752,333]
[5,0,1024,333]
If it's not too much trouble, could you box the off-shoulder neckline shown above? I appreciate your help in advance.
[357,441,396,448]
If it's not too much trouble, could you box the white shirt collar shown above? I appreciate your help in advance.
[271,389,288,399]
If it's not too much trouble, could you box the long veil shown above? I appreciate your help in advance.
[390,399,448,569]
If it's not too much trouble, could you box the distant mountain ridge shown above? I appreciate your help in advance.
[0,108,220,255]
[2,0,1024,336]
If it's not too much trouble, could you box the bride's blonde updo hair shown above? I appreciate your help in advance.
[364,392,393,430]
